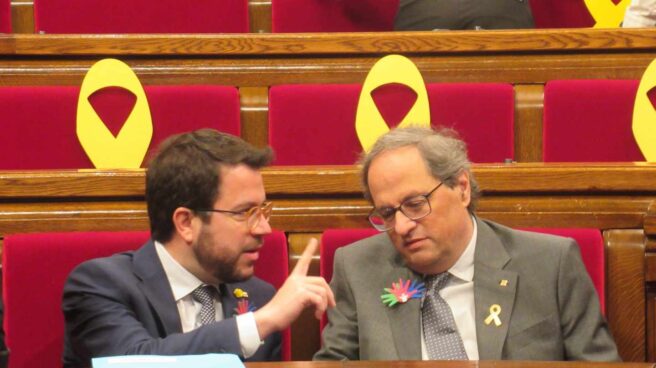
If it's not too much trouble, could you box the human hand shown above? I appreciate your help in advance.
[254,238,335,339]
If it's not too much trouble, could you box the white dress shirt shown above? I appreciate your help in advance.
[154,241,262,358]
[421,217,479,360]
[623,0,656,27]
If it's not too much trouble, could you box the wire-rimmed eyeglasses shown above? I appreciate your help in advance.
[196,201,273,230]
[368,183,443,231]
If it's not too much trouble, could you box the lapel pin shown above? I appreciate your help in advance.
[484,304,502,327]
[381,278,425,307]
[233,288,249,298]
[499,279,509,287]
[235,299,256,315]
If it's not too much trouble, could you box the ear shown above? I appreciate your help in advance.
[172,207,196,244]
[456,171,471,208]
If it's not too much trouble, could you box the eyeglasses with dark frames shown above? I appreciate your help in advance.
[196,201,273,231]
[368,183,444,231]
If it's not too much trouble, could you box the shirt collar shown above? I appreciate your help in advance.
[448,215,477,282]
[154,241,206,302]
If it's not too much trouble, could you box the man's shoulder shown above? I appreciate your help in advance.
[336,232,393,257]
[479,218,575,258]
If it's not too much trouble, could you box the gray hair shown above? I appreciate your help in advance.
[359,126,480,213]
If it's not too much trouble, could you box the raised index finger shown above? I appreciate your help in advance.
[292,238,318,276]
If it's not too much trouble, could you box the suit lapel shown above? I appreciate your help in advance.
[133,241,183,335]
[473,219,517,360]
[384,250,423,360]
[221,284,238,319]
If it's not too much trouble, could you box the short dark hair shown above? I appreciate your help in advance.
[146,129,273,243]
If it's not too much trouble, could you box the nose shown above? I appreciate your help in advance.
[393,210,416,236]
[251,213,272,235]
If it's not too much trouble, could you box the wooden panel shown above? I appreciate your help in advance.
[514,84,543,162]
[606,230,646,362]
[10,0,33,34]
[240,86,269,148]
[248,0,271,33]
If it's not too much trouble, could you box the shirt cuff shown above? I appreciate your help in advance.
[236,312,263,358]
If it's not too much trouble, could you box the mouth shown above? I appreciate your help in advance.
[242,245,262,260]
[404,237,426,251]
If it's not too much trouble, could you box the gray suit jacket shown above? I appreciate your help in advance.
[314,218,620,361]
[62,241,280,368]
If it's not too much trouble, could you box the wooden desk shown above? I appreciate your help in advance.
[245,361,656,368]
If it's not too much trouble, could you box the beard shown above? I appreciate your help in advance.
[192,225,256,283]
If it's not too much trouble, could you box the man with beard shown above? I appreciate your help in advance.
[62,129,334,367]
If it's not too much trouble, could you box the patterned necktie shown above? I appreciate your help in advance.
[191,285,216,326]
[422,272,468,360]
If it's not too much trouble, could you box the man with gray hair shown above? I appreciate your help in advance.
[315,126,619,361]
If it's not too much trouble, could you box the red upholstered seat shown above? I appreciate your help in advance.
[3,230,290,368]
[0,0,10,33]
[543,80,643,162]
[529,0,595,28]
[319,226,607,331]
[33,0,248,33]
[269,83,514,165]
[0,85,240,169]
[271,0,398,32]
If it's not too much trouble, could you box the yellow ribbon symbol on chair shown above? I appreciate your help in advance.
[583,0,630,28]
[77,58,153,169]
[355,54,430,153]
[632,58,656,162]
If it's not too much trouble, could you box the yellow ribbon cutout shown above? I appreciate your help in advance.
[77,58,153,169]
[355,54,430,153]
[583,0,630,28]
[484,304,502,327]
[632,58,656,162]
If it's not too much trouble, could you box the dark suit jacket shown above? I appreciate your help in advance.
[62,241,280,368]
[314,218,620,361]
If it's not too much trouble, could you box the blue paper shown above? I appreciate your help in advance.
[92,354,244,368]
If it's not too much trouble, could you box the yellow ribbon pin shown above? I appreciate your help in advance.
[233,288,249,298]
[355,54,430,153]
[484,304,502,327]
[583,0,630,28]
[633,58,656,162]
[77,58,153,169]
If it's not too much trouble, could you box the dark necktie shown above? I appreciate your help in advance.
[191,285,216,325]
[422,272,468,360]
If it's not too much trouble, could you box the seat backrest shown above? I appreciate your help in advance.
[254,231,292,361]
[320,227,606,316]
[0,0,10,33]
[33,0,248,33]
[0,85,240,169]
[269,83,514,165]
[3,230,290,368]
[3,231,150,368]
[543,79,643,162]
[271,0,398,32]
[529,0,595,28]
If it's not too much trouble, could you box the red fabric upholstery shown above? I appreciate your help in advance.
[543,80,643,162]
[0,85,240,169]
[529,0,595,28]
[256,231,292,361]
[3,231,149,368]
[3,230,290,367]
[520,228,606,314]
[269,83,514,165]
[33,0,248,33]
[0,0,10,33]
[271,0,398,32]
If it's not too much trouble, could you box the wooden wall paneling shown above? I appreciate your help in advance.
[240,86,269,148]
[606,229,647,362]
[248,0,271,33]
[287,232,322,361]
[513,84,543,162]
[644,202,656,361]
[10,0,33,34]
